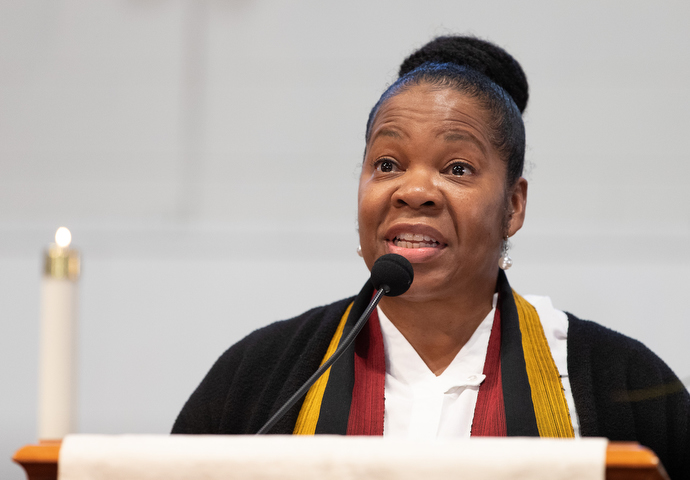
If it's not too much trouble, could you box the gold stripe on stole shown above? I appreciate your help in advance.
[293,303,353,435]
[513,291,574,437]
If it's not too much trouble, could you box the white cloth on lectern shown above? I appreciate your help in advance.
[58,434,607,480]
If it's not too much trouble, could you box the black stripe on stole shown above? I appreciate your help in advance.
[497,270,540,436]
[315,280,375,434]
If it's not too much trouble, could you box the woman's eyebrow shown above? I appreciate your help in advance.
[442,131,487,154]
[372,127,404,142]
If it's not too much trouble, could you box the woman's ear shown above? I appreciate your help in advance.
[507,177,528,236]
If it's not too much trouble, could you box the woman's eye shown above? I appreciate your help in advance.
[447,162,471,176]
[376,159,397,173]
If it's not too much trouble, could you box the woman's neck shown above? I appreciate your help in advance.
[378,287,495,375]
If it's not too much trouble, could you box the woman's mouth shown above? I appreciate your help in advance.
[392,233,441,249]
[387,232,445,263]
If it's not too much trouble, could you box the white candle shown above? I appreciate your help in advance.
[38,227,80,440]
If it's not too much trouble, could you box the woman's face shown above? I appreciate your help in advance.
[358,85,527,301]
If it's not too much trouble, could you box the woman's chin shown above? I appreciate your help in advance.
[386,272,454,303]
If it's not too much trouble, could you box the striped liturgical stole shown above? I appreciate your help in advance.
[293,270,574,437]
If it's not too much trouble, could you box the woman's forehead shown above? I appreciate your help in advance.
[368,86,493,147]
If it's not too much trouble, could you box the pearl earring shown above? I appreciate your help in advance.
[357,245,363,257]
[499,237,513,270]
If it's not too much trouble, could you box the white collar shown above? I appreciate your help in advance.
[377,294,498,393]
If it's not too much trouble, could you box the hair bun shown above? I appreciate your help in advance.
[398,36,529,113]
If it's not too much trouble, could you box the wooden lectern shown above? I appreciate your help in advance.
[13,440,669,480]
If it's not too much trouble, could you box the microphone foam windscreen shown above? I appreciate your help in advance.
[370,254,414,297]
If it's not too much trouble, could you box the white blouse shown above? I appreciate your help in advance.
[378,295,580,439]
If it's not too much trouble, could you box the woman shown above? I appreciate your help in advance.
[173,36,689,478]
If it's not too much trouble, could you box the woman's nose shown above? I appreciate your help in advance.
[391,167,443,209]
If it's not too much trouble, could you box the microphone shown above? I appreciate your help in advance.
[256,254,413,434]
[370,253,414,296]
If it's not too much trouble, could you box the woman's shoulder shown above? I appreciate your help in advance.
[565,312,684,388]
[565,313,669,367]
[172,296,355,434]
[221,296,355,362]
[521,293,671,371]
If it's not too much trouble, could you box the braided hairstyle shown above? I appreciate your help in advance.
[365,36,529,186]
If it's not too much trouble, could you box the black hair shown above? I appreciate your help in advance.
[365,36,529,186]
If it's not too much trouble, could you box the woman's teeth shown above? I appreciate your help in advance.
[393,233,440,248]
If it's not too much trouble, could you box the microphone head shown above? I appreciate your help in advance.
[370,254,414,297]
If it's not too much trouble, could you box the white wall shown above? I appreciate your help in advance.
[2,1,689,478]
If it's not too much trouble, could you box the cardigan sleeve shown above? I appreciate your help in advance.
[567,315,690,480]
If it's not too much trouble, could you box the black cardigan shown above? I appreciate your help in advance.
[173,296,690,479]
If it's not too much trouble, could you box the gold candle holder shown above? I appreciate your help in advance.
[44,245,80,281]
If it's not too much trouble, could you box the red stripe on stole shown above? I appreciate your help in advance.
[347,306,386,435]
[471,306,507,436]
